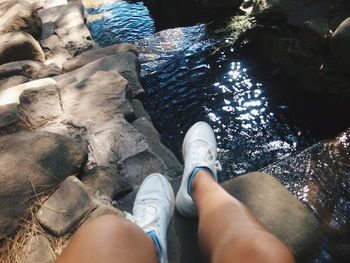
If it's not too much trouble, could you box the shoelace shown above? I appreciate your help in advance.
[187,139,222,173]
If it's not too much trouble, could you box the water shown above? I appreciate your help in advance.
[86,2,349,262]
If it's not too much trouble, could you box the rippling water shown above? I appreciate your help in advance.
[86,2,349,262]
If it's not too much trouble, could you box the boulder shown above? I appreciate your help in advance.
[18,85,63,128]
[0,60,61,80]
[59,71,134,123]
[330,17,350,74]
[251,0,333,27]
[82,166,131,200]
[40,35,72,68]
[201,0,243,9]
[131,99,151,120]
[26,0,68,10]
[299,18,332,52]
[0,131,87,240]
[0,0,42,38]
[0,76,28,91]
[0,78,57,106]
[0,32,45,64]
[63,44,139,72]
[23,234,54,263]
[221,172,322,261]
[0,103,20,132]
[37,176,95,236]
[85,205,125,224]
[54,53,145,99]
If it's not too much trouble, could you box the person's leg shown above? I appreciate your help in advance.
[192,170,296,263]
[55,215,159,263]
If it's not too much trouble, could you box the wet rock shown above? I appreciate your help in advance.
[330,17,350,74]
[299,18,332,52]
[62,43,139,72]
[0,0,42,38]
[0,103,20,131]
[54,53,145,99]
[0,60,61,80]
[23,234,54,263]
[251,0,332,27]
[0,76,28,91]
[201,0,243,9]
[37,176,95,236]
[132,117,182,177]
[18,85,63,128]
[82,166,131,200]
[60,71,134,123]
[131,99,151,120]
[118,151,168,188]
[0,32,45,64]
[221,172,322,261]
[85,205,125,224]
[87,114,149,167]
[0,131,87,240]
[0,78,57,106]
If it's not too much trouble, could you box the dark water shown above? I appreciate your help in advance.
[86,2,349,262]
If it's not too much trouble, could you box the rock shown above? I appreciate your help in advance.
[0,32,45,64]
[330,17,350,74]
[118,151,168,188]
[0,103,20,131]
[18,85,63,128]
[132,117,182,177]
[0,78,57,106]
[0,131,87,240]
[54,53,145,99]
[221,172,322,261]
[131,99,151,120]
[59,71,134,123]
[23,234,54,263]
[82,166,131,200]
[0,61,61,80]
[0,0,42,38]
[37,176,95,236]
[299,18,332,52]
[87,114,149,167]
[85,205,125,224]
[251,0,333,27]
[40,35,72,68]
[0,76,28,91]
[62,43,139,72]
[201,0,243,9]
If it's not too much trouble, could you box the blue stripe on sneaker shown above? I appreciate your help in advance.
[187,167,214,197]
[146,231,162,259]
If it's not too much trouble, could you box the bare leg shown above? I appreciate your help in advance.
[192,170,296,263]
[55,215,159,263]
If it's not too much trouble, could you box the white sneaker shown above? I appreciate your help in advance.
[175,122,221,217]
[132,173,175,263]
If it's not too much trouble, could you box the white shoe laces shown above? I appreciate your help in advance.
[188,139,222,172]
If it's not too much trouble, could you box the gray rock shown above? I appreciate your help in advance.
[63,43,139,72]
[18,85,63,128]
[26,0,68,10]
[54,53,145,99]
[37,176,95,236]
[201,0,243,8]
[117,151,168,188]
[299,18,332,52]
[0,131,87,240]
[23,234,54,263]
[331,17,350,74]
[0,78,57,106]
[0,60,61,81]
[131,99,151,120]
[82,166,131,200]
[87,114,149,167]
[0,0,42,38]
[251,0,333,27]
[132,117,182,177]
[40,35,72,68]
[221,172,322,261]
[60,71,134,123]
[0,103,20,131]
[0,32,45,64]
[85,205,125,224]
[0,76,28,91]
